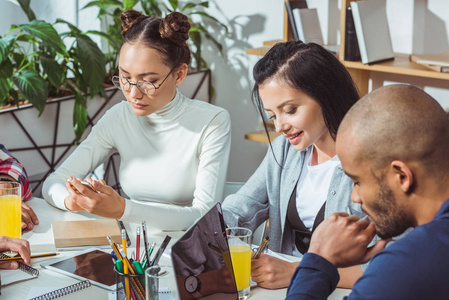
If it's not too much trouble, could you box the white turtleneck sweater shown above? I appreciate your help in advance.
[42,91,231,230]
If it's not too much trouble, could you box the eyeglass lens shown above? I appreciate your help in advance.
[111,76,156,95]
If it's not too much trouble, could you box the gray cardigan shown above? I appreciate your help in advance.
[222,136,366,256]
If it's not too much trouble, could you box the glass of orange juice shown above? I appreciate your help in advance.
[0,182,22,239]
[226,227,252,300]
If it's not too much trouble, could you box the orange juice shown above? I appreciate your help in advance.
[0,195,22,239]
[229,244,251,291]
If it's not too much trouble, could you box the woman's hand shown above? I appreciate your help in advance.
[0,236,31,269]
[251,254,299,289]
[65,177,126,219]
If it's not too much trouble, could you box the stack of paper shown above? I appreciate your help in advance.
[410,51,449,73]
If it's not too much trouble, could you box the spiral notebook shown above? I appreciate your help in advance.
[26,280,96,300]
[0,253,39,286]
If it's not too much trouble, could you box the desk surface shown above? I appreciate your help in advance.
[1,198,350,299]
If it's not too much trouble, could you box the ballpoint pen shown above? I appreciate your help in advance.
[142,221,150,265]
[253,236,270,260]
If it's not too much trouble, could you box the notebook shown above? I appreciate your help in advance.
[285,0,308,41]
[171,203,239,299]
[25,280,94,300]
[0,253,39,286]
[350,0,394,64]
[52,219,122,249]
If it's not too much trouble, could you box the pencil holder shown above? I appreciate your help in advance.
[115,266,146,300]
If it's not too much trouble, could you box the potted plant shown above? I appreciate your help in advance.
[0,0,107,141]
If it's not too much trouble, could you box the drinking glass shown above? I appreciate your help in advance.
[0,182,21,239]
[146,265,177,300]
[226,227,252,300]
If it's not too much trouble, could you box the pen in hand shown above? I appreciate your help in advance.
[252,236,270,260]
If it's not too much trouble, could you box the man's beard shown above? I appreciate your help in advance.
[370,179,412,239]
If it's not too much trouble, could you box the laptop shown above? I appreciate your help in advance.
[171,203,238,299]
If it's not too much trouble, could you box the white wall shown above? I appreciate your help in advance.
[2,0,449,183]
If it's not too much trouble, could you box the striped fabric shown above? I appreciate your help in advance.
[0,144,32,201]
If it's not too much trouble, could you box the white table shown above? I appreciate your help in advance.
[0,198,351,299]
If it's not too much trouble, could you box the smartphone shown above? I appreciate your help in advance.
[69,179,97,194]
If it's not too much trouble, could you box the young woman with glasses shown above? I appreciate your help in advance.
[43,10,231,230]
[223,41,372,289]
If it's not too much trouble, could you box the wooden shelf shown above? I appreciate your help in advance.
[245,130,280,143]
[342,53,449,80]
[246,46,272,56]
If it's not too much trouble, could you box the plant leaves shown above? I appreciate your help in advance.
[168,0,178,11]
[19,20,67,54]
[123,0,139,10]
[39,53,65,89]
[190,12,229,34]
[55,19,81,35]
[75,34,106,97]
[73,91,88,142]
[0,35,15,65]
[86,30,120,50]
[13,69,48,115]
[82,0,122,10]
[0,60,13,104]
[182,1,209,11]
[17,0,36,21]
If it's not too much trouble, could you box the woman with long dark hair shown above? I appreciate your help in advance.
[223,41,367,289]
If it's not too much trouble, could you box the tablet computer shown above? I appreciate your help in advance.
[41,247,116,291]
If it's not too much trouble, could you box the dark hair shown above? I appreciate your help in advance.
[252,41,359,142]
[120,10,191,68]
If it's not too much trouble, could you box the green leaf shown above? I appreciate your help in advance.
[182,1,208,11]
[17,0,36,21]
[39,53,65,88]
[190,12,229,34]
[86,30,120,50]
[168,0,178,10]
[75,34,106,97]
[82,0,122,10]
[0,60,13,103]
[123,0,139,10]
[0,36,15,65]
[19,20,67,54]
[73,92,88,142]
[55,19,81,35]
[13,69,48,115]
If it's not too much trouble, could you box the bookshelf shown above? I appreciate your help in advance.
[338,0,449,95]
[246,0,449,98]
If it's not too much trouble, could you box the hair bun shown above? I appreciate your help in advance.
[159,12,191,45]
[121,9,148,37]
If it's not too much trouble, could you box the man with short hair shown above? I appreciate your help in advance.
[286,84,449,299]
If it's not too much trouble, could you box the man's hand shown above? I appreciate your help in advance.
[21,202,39,231]
[65,177,125,219]
[308,213,390,268]
[0,236,31,269]
[251,254,299,289]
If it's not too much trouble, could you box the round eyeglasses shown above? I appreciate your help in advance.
[111,68,175,95]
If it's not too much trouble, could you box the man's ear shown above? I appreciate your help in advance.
[174,63,188,86]
[390,160,414,193]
